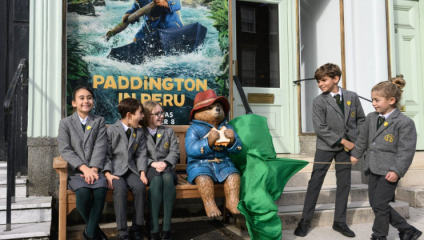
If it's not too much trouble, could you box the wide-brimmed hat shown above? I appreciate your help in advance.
[190,89,230,120]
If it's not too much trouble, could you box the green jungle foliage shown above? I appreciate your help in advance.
[67,36,90,116]
[208,0,229,97]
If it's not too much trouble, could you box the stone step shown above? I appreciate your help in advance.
[0,222,50,240]
[0,176,27,199]
[0,197,52,224]
[409,152,424,169]
[0,163,6,175]
[286,170,362,188]
[278,200,409,230]
[396,186,424,208]
[398,169,424,187]
[276,184,369,206]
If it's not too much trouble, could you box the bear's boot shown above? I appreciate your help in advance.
[195,175,221,217]
[224,173,241,215]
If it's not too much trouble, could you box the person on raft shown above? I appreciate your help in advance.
[123,0,184,42]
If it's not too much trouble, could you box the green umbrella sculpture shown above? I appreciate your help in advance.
[229,114,308,240]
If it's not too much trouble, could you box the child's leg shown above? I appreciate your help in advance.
[126,172,146,231]
[75,187,92,224]
[86,187,107,237]
[302,149,335,221]
[112,176,130,236]
[162,173,176,232]
[334,150,351,223]
[148,176,163,234]
[368,173,407,239]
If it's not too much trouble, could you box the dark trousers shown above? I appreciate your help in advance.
[368,173,410,239]
[301,149,351,222]
[112,170,146,235]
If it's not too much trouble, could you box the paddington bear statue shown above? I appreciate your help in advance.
[185,89,242,217]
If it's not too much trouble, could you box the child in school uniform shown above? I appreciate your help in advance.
[103,98,148,240]
[294,63,366,237]
[351,77,422,240]
[57,86,108,240]
[142,101,179,240]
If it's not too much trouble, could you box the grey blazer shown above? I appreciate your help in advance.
[313,88,366,151]
[103,120,147,176]
[351,108,417,177]
[143,126,179,167]
[57,111,107,175]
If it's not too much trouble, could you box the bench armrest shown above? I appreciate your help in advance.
[53,156,68,170]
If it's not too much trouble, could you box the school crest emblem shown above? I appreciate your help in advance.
[347,101,351,106]
[133,133,136,138]
[164,142,170,149]
[87,126,92,130]
[384,134,394,143]
[157,134,162,138]
[134,143,138,150]
[351,111,355,118]
[384,122,389,127]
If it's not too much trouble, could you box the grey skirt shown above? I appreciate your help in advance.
[68,172,108,191]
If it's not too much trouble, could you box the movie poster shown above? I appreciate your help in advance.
[66,0,229,125]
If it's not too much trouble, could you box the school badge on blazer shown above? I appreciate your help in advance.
[347,101,351,106]
[164,142,170,149]
[384,122,389,127]
[351,111,355,118]
[134,143,138,150]
[87,126,92,130]
[384,134,394,143]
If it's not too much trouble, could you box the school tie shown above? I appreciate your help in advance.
[334,94,341,105]
[377,116,385,130]
[81,123,86,132]
[126,128,131,140]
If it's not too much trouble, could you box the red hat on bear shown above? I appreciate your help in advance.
[190,89,230,120]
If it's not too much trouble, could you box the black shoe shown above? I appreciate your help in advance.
[97,228,108,240]
[162,231,172,240]
[151,232,161,240]
[399,226,423,240]
[129,229,144,240]
[294,218,310,237]
[332,221,355,237]
[83,229,101,240]
[370,237,386,240]
[119,235,130,240]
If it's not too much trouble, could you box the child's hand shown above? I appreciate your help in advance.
[79,165,99,184]
[341,139,355,151]
[152,162,167,173]
[385,171,399,183]
[104,171,120,190]
[350,156,358,165]
[140,171,148,185]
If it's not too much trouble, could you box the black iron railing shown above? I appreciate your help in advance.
[293,77,372,103]
[233,76,253,114]
[3,59,28,231]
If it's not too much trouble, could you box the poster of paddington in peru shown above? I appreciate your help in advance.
[66,0,229,125]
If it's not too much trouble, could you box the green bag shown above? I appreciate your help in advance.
[229,114,308,240]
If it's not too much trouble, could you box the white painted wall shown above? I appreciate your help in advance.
[28,0,63,137]
[299,0,342,133]
[344,0,388,114]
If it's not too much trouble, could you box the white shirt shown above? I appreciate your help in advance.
[78,115,88,125]
[147,127,157,136]
[121,121,131,133]
[330,87,343,101]
[379,108,395,119]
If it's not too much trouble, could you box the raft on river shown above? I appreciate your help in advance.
[107,22,207,65]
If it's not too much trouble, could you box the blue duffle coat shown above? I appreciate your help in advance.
[126,0,184,40]
[185,119,242,184]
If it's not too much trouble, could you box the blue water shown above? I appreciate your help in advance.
[67,1,226,124]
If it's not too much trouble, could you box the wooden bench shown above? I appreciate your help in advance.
[53,125,227,240]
